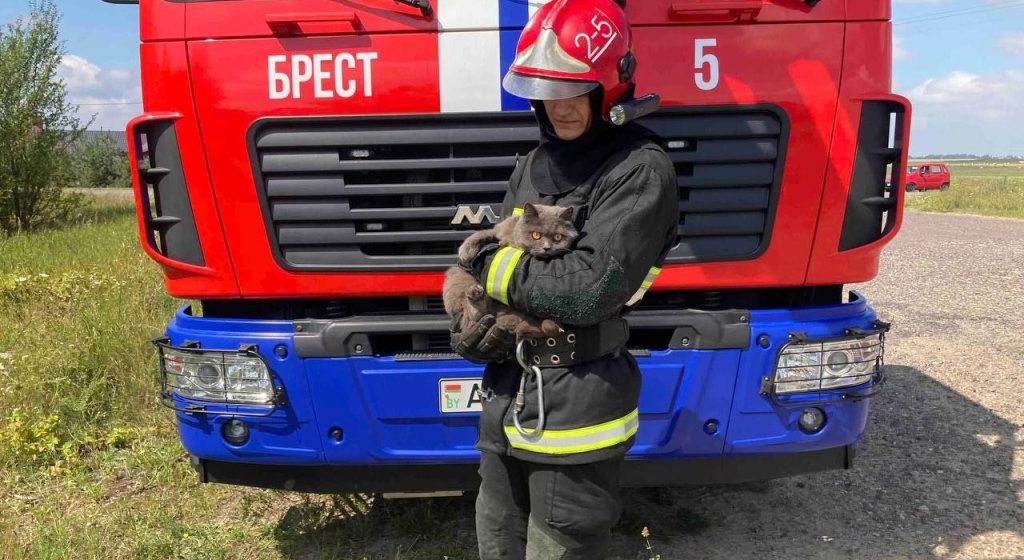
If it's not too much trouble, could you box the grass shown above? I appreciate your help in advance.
[0,191,686,559]
[0,192,493,560]
[946,162,1024,178]
[904,173,1024,219]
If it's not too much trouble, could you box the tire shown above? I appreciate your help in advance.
[940,182,950,191]
[906,183,917,192]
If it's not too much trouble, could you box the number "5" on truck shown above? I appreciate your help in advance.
[695,38,719,91]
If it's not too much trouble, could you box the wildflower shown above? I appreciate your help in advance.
[641,526,660,559]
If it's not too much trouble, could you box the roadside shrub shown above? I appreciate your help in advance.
[72,133,132,188]
[0,1,86,234]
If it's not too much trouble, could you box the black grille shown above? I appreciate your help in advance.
[641,108,787,262]
[249,107,787,270]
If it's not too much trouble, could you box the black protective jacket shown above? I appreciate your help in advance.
[468,122,679,464]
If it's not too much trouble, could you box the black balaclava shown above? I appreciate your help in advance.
[529,85,654,196]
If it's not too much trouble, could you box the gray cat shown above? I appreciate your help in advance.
[444,203,578,341]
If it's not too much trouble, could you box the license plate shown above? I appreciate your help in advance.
[439,378,484,414]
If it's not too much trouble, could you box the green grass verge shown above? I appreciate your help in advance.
[0,194,685,559]
[905,174,1024,219]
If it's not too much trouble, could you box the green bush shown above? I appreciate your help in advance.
[72,134,132,188]
[0,0,86,234]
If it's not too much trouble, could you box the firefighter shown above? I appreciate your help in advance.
[449,1,680,557]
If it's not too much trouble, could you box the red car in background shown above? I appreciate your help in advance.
[905,162,951,191]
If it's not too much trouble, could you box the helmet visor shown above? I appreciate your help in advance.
[502,71,599,101]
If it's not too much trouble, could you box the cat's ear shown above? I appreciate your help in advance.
[522,202,539,218]
[558,206,574,221]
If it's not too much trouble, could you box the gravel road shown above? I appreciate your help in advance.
[614,210,1024,560]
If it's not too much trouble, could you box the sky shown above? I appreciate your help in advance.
[0,0,1022,156]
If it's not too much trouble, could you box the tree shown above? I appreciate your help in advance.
[0,0,85,233]
[72,133,131,188]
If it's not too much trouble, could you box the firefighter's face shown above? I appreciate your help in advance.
[543,94,592,141]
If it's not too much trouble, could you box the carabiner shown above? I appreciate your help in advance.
[512,340,546,440]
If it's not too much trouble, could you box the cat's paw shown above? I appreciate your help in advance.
[540,319,562,337]
[457,243,480,264]
[467,285,485,301]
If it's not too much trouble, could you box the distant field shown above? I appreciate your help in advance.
[904,164,1024,219]
[946,162,1024,178]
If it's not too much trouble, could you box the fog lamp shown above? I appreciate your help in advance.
[222,419,249,446]
[798,407,826,434]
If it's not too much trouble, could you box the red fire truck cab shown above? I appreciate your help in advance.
[113,0,909,493]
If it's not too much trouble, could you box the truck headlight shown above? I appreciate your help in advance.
[158,343,276,405]
[769,330,885,395]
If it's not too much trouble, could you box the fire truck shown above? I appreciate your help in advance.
[110,0,909,493]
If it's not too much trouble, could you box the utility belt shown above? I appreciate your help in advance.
[519,317,629,368]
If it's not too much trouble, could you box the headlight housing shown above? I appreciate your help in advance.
[764,325,887,397]
[156,340,281,412]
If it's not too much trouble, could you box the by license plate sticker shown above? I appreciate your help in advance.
[439,378,484,414]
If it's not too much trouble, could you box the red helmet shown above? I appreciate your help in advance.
[502,0,636,120]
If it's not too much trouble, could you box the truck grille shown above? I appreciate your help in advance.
[250,107,786,270]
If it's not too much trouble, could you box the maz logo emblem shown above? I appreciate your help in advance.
[451,205,498,226]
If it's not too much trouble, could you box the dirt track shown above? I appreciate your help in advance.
[618,210,1024,559]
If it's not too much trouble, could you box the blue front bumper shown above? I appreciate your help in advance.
[164,292,882,478]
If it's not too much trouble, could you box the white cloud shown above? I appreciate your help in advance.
[901,70,1024,156]
[893,36,911,63]
[998,33,1024,57]
[57,54,141,131]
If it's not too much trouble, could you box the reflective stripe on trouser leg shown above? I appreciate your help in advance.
[625,266,662,306]
[504,409,639,455]
[485,247,524,305]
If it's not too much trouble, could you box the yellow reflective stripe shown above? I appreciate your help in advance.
[498,249,523,305]
[536,409,639,438]
[485,247,524,305]
[485,247,510,301]
[512,207,524,216]
[504,409,640,455]
[627,266,663,306]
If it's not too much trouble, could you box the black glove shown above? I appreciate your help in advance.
[449,312,516,364]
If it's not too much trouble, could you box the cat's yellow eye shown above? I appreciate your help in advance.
[531,232,542,240]
[553,234,563,242]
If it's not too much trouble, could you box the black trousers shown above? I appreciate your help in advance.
[475,451,624,559]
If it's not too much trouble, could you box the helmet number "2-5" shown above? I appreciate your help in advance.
[575,15,619,63]
[694,38,719,91]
